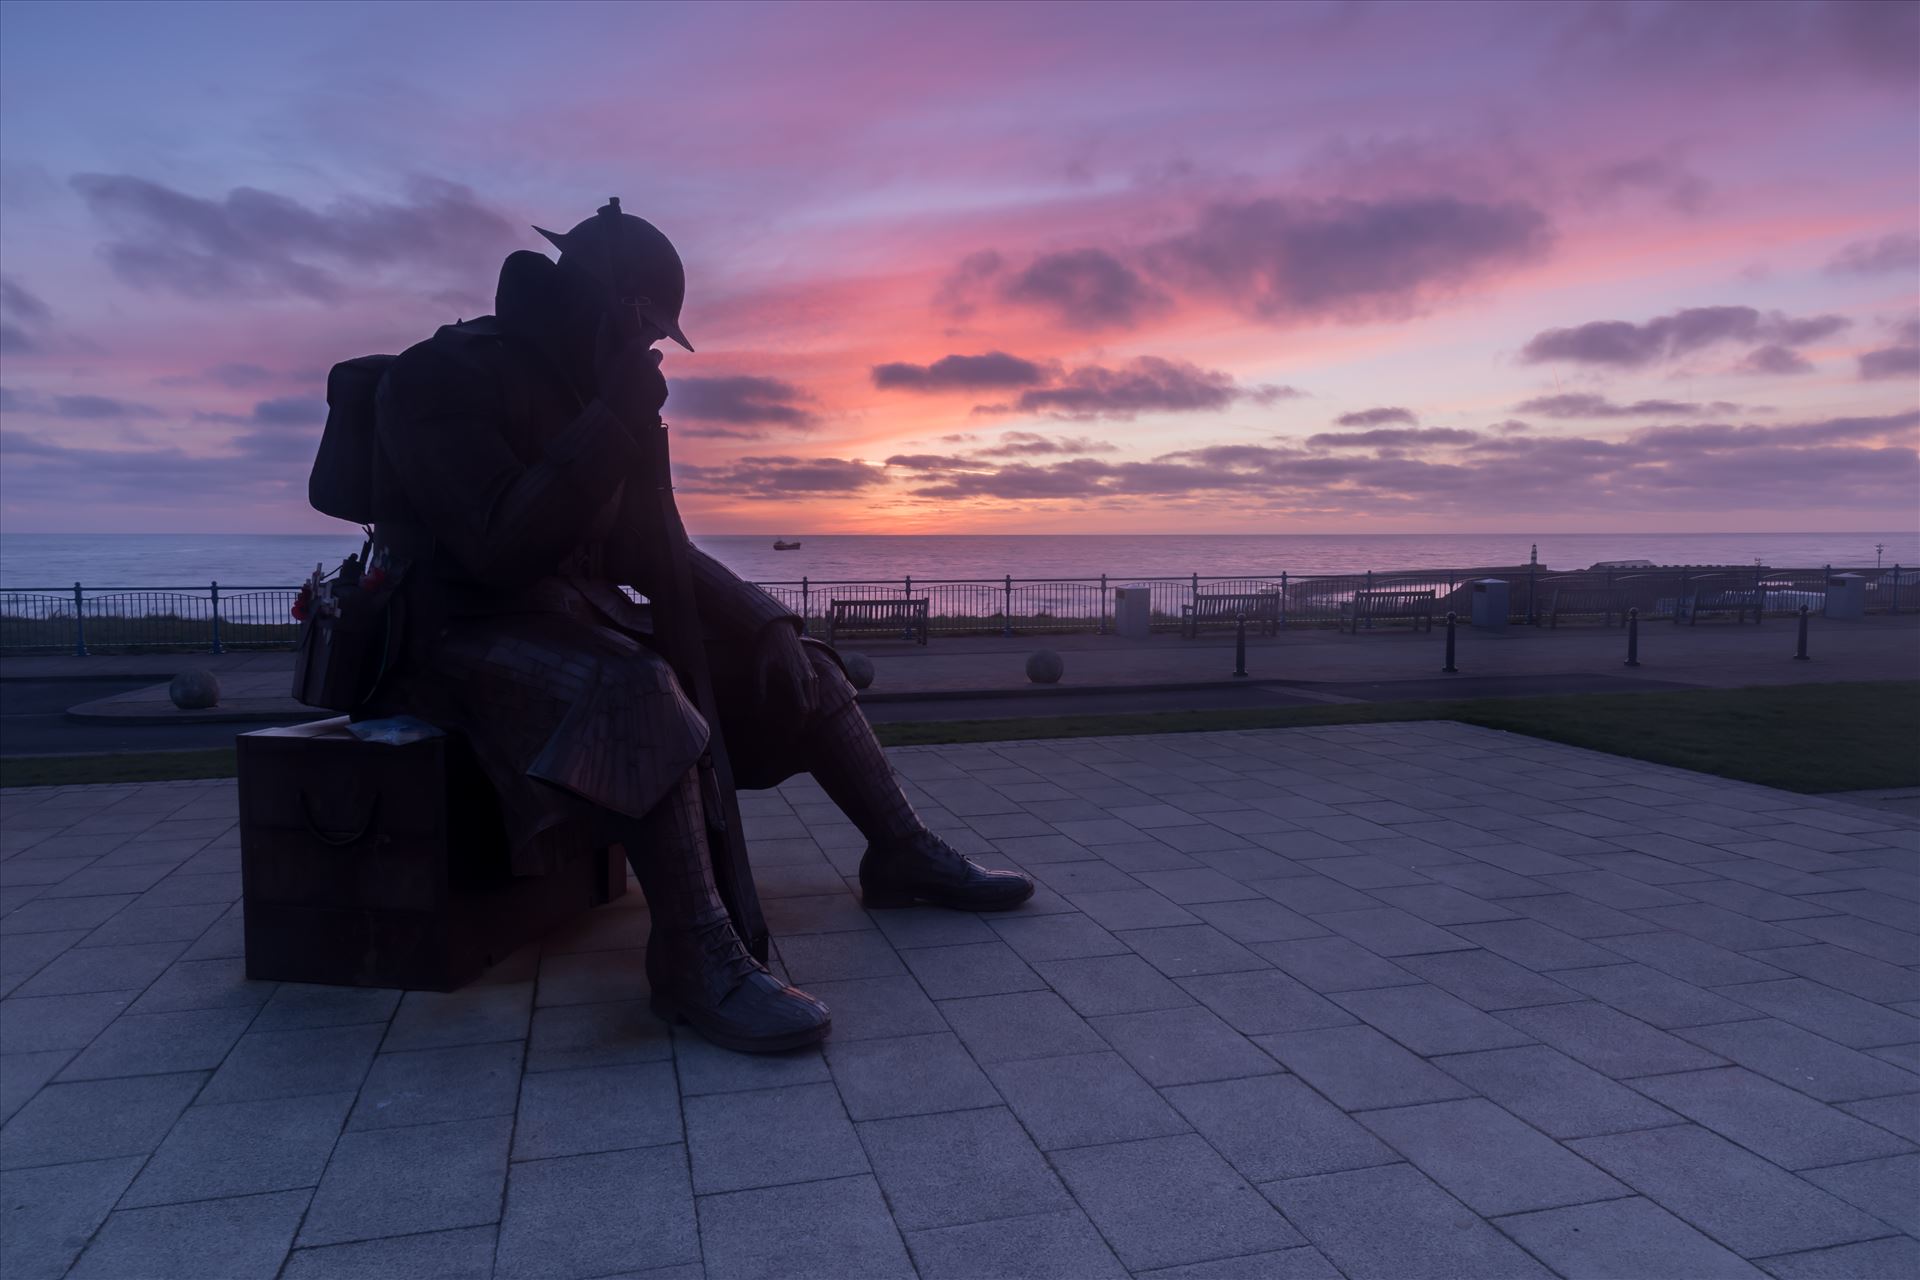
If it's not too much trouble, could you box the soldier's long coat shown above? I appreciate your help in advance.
[369,252,807,875]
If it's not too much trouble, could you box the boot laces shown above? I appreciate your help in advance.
[914,830,979,874]
[694,915,764,986]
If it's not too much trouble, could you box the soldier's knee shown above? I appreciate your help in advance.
[810,650,856,710]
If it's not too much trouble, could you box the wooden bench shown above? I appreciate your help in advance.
[1182,591,1281,638]
[238,718,626,991]
[828,597,930,645]
[1689,588,1765,625]
[1548,588,1628,628]
[1346,589,1436,634]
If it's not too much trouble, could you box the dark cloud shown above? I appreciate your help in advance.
[70,174,519,303]
[879,410,1919,514]
[1003,356,1244,420]
[0,273,53,354]
[999,249,1170,330]
[1334,407,1416,428]
[1625,412,1918,452]
[1521,306,1851,366]
[668,375,816,431]
[1825,232,1920,277]
[1248,384,1308,405]
[1510,393,1745,418]
[871,351,1051,391]
[882,453,989,471]
[1306,427,1481,447]
[1581,155,1710,214]
[1859,345,1920,381]
[675,455,885,496]
[0,388,163,419]
[250,396,326,426]
[933,250,1004,319]
[973,431,1117,457]
[0,275,52,326]
[1143,195,1551,323]
[1737,345,1814,375]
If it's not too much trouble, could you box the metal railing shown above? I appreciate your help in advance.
[2,565,1912,654]
[0,583,302,655]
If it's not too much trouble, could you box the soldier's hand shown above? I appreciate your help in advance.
[752,623,819,717]
[594,319,669,428]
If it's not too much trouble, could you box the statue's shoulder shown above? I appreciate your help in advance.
[378,317,512,417]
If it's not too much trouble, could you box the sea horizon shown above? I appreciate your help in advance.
[3,529,1915,591]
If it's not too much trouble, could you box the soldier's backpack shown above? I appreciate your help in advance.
[309,354,395,523]
[294,354,406,712]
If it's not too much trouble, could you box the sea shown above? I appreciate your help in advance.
[1,531,1915,590]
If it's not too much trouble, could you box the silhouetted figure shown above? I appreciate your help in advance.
[364,199,1031,1052]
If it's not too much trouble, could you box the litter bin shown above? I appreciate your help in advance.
[1470,578,1510,631]
[1113,586,1153,639]
[1825,573,1866,620]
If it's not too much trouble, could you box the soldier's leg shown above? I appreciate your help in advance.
[622,767,830,1053]
[794,652,1033,912]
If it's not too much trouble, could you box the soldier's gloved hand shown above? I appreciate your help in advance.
[752,622,819,717]
[594,320,669,429]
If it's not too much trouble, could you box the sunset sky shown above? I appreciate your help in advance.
[1,0,1916,536]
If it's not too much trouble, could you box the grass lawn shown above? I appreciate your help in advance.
[873,680,1920,795]
[3,681,1914,795]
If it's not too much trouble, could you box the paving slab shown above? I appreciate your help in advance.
[1265,1162,1554,1279]
[495,1145,699,1280]
[1162,1074,1396,1182]
[1569,1124,1891,1257]
[1631,1066,1917,1169]
[1756,1236,1920,1279]
[1355,1096,1626,1215]
[1495,1196,1767,1279]
[986,1050,1189,1150]
[904,1208,1127,1280]
[67,1188,311,1280]
[281,1226,498,1280]
[2,725,1915,1279]
[857,1106,1071,1232]
[1053,1133,1303,1272]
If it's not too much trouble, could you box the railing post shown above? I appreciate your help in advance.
[1443,611,1457,673]
[1822,564,1831,618]
[1098,574,1107,635]
[1892,566,1903,616]
[1676,569,1687,626]
[208,581,224,655]
[1190,572,1199,622]
[800,576,810,636]
[72,582,88,657]
[1280,570,1288,629]
[1526,559,1537,625]
[1233,613,1248,678]
[1363,569,1373,630]
[1003,574,1013,638]
[1795,605,1810,661]
[1625,607,1640,667]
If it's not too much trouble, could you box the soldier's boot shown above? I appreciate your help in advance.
[803,692,1033,912]
[628,771,830,1053]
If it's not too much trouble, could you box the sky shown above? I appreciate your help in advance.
[0,0,1916,536]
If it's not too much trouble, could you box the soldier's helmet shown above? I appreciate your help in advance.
[534,197,693,352]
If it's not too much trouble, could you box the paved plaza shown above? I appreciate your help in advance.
[2,722,1918,1279]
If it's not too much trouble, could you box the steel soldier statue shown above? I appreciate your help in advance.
[366,199,1032,1053]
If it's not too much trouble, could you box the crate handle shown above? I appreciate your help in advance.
[299,791,381,847]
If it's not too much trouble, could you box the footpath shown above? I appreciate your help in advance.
[7,613,1917,725]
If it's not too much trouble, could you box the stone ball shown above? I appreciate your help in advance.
[168,669,220,710]
[1026,649,1065,684]
[842,652,875,690]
